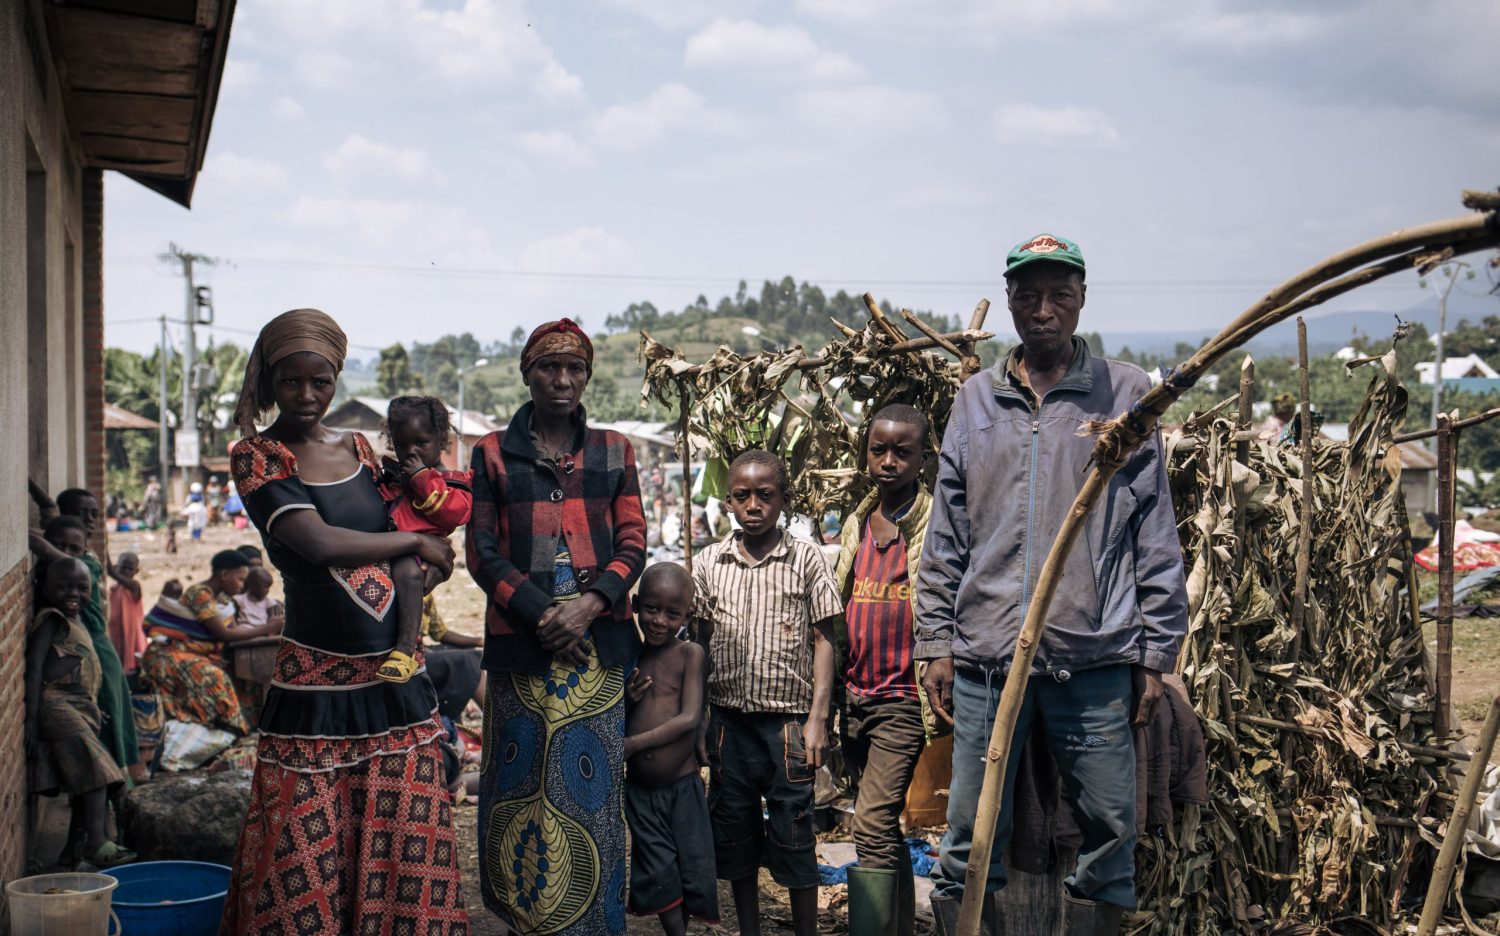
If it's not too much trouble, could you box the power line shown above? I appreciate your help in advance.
[114,254,1423,293]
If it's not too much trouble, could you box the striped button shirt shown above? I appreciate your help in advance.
[693,530,844,714]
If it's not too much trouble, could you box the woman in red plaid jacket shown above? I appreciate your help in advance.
[466,318,647,935]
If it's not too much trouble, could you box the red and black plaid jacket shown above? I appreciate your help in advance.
[466,403,647,675]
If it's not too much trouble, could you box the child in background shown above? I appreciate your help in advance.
[692,450,842,936]
[40,516,89,560]
[36,488,140,774]
[107,551,148,674]
[375,396,473,684]
[184,498,208,543]
[26,558,136,868]
[234,567,284,630]
[160,579,183,601]
[624,563,717,935]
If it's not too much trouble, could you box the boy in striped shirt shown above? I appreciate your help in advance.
[693,450,842,936]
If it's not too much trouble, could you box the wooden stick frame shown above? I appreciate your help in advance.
[1416,692,1500,935]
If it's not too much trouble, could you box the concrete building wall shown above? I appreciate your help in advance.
[0,1,92,918]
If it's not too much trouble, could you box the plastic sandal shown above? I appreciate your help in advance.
[85,841,137,869]
[376,650,419,684]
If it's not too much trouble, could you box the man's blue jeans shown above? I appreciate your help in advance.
[932,664,1137,909]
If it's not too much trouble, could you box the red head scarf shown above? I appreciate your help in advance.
[519,318,594,375]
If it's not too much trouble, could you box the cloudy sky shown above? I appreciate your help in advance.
[103,0,1500,359]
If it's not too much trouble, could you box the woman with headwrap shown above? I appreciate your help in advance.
[467,319,647,935]
[221,309,468,934]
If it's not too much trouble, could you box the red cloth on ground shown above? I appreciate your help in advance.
[108,583,147,674]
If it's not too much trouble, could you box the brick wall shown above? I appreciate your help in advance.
[82,169,106,559]
[0,556,33,932]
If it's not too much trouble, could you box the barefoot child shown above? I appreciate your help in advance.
[624,563,717,934]
[375,396,473,683]
[692,450,842,936]
[26,558,137,868]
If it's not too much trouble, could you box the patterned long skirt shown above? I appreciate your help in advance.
[222,741,469,935]
[139,639,249,734]
[479,649,627,935]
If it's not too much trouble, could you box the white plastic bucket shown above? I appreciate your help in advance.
[5,872,120,935]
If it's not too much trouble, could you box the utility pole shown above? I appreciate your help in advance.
[158,316,170,489]
[160,244,218,489]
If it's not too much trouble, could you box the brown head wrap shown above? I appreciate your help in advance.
[232,308,348,437]
[520,318,593,376]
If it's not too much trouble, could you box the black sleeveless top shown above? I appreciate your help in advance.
[230,433,443,773]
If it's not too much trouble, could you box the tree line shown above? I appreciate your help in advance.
[102,290,1500,503]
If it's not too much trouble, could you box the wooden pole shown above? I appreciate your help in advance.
[1219,354,1255,772]
[960,299,991,380]
[863,292,909,342]
[1435,413,1456,738]
[1416,692,1500,936]
[1393,406,1500,443]
[1236,355,1255,464]
[902,309,965,358]
[679,387,694,573]
[1289,318,1313,664]
[951,208,1500,936]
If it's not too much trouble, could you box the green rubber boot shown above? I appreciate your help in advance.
[848,866,899,936]
[895,862,915,936]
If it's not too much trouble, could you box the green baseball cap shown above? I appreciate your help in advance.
[1004,233,1086,278]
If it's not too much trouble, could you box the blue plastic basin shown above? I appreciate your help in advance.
[104,861,231,935]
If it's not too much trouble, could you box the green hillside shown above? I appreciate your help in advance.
[395,277,972,423]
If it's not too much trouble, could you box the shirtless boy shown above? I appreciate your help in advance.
[624,563,718,935]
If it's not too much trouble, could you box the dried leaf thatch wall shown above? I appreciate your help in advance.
[640,321,966,518]
[1141,358,1444,933]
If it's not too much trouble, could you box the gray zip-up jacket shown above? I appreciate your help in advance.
[914,338,1188,674]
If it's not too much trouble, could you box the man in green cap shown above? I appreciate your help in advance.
[914,234,1189,934]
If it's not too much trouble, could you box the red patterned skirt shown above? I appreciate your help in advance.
[222,742,468,935]
[221,640,469,934]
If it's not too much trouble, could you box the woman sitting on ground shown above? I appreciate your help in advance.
[140,549,279,734]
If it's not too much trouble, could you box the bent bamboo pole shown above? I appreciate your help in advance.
[955,206,1500,936]
[1416,692,1500,936]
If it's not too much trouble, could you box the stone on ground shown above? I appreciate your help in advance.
[120,769,252,864]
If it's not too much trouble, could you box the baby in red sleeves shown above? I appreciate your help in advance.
[377,396,473,683]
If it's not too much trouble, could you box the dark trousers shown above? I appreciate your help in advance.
[844,693,925,870]
[706,706,819,889]
[934,664,1137,909]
